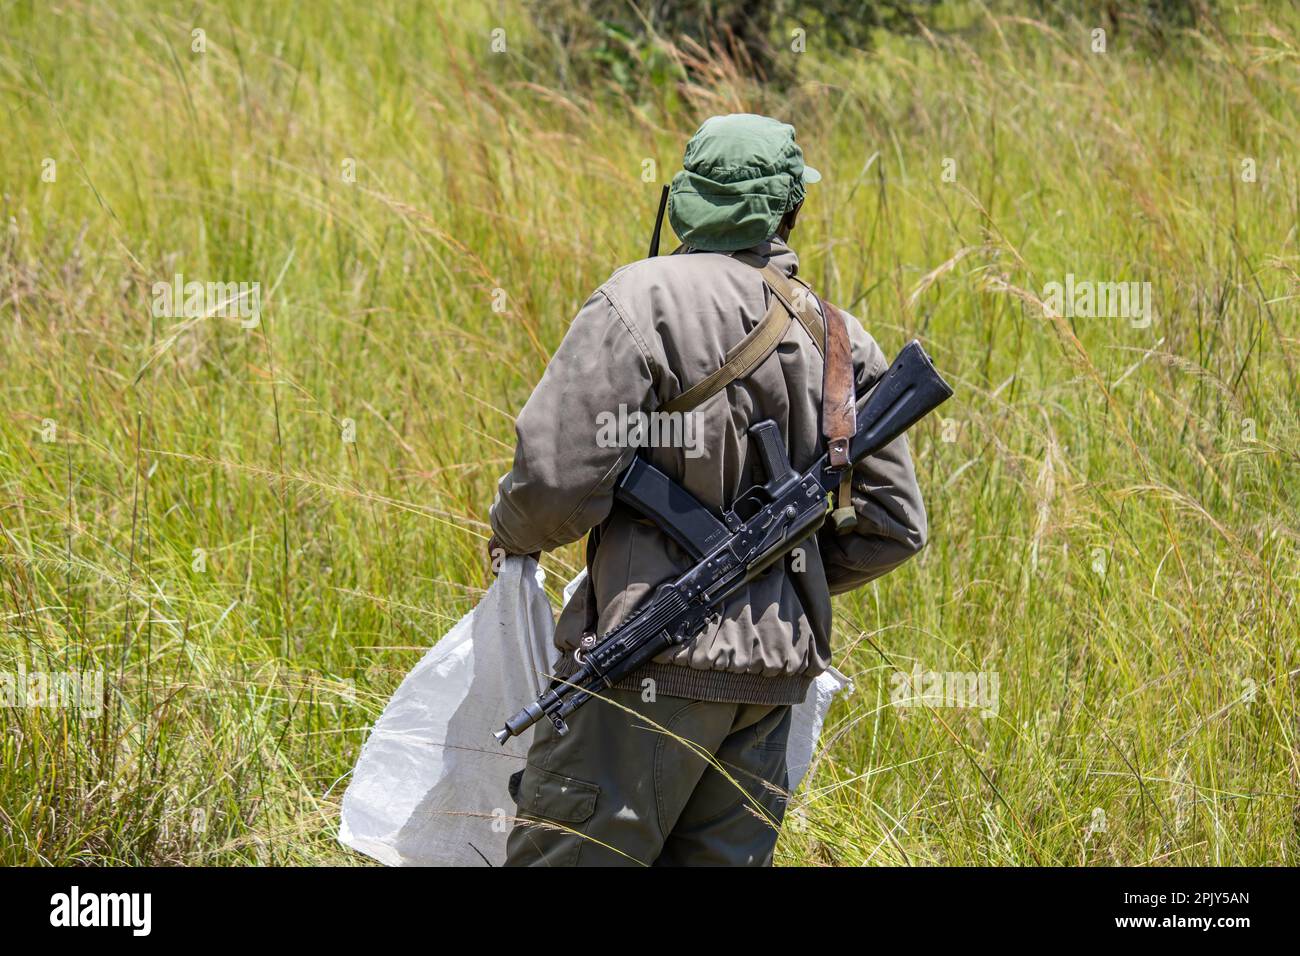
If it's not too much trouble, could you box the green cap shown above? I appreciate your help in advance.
[668,114,821,253]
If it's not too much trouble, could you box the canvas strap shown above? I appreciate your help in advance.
[661,286,790,414]
[661,254,824,415]
[663,252,855,468]
[656,250,860,533]
[735,250,827,355]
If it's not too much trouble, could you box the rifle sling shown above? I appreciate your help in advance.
[818,296,857,469]
[661,253,825,415]
[660,249,858,532]
[734,250,827,356]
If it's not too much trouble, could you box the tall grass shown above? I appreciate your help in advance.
[0,0,1296,865]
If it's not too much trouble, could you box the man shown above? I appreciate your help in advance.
[488,114,927,866]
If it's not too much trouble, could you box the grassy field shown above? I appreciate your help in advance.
[1,0,1296,866]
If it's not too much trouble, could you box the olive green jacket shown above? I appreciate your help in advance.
[489,238,927,705]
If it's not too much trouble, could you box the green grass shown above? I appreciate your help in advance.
[1,0,1296,865]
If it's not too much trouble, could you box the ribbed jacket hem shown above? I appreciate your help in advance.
[554,657,813,706]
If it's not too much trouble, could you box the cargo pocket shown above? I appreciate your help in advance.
[516,765,599,823]
[509,764,601,866]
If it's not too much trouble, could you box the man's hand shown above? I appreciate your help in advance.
[486,535,540,576]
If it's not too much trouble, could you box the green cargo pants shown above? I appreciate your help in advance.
[504,686,792,867]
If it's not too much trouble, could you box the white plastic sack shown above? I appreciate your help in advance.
[338,557,555,866]
[339,558,851,866]
[787,664,852,787]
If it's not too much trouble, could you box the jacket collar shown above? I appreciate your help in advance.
[744,236,800,278]
[682,235,801,278]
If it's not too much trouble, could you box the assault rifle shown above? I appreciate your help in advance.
[494,340,952,744]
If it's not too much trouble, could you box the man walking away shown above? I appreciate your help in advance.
[488,114,928,866]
